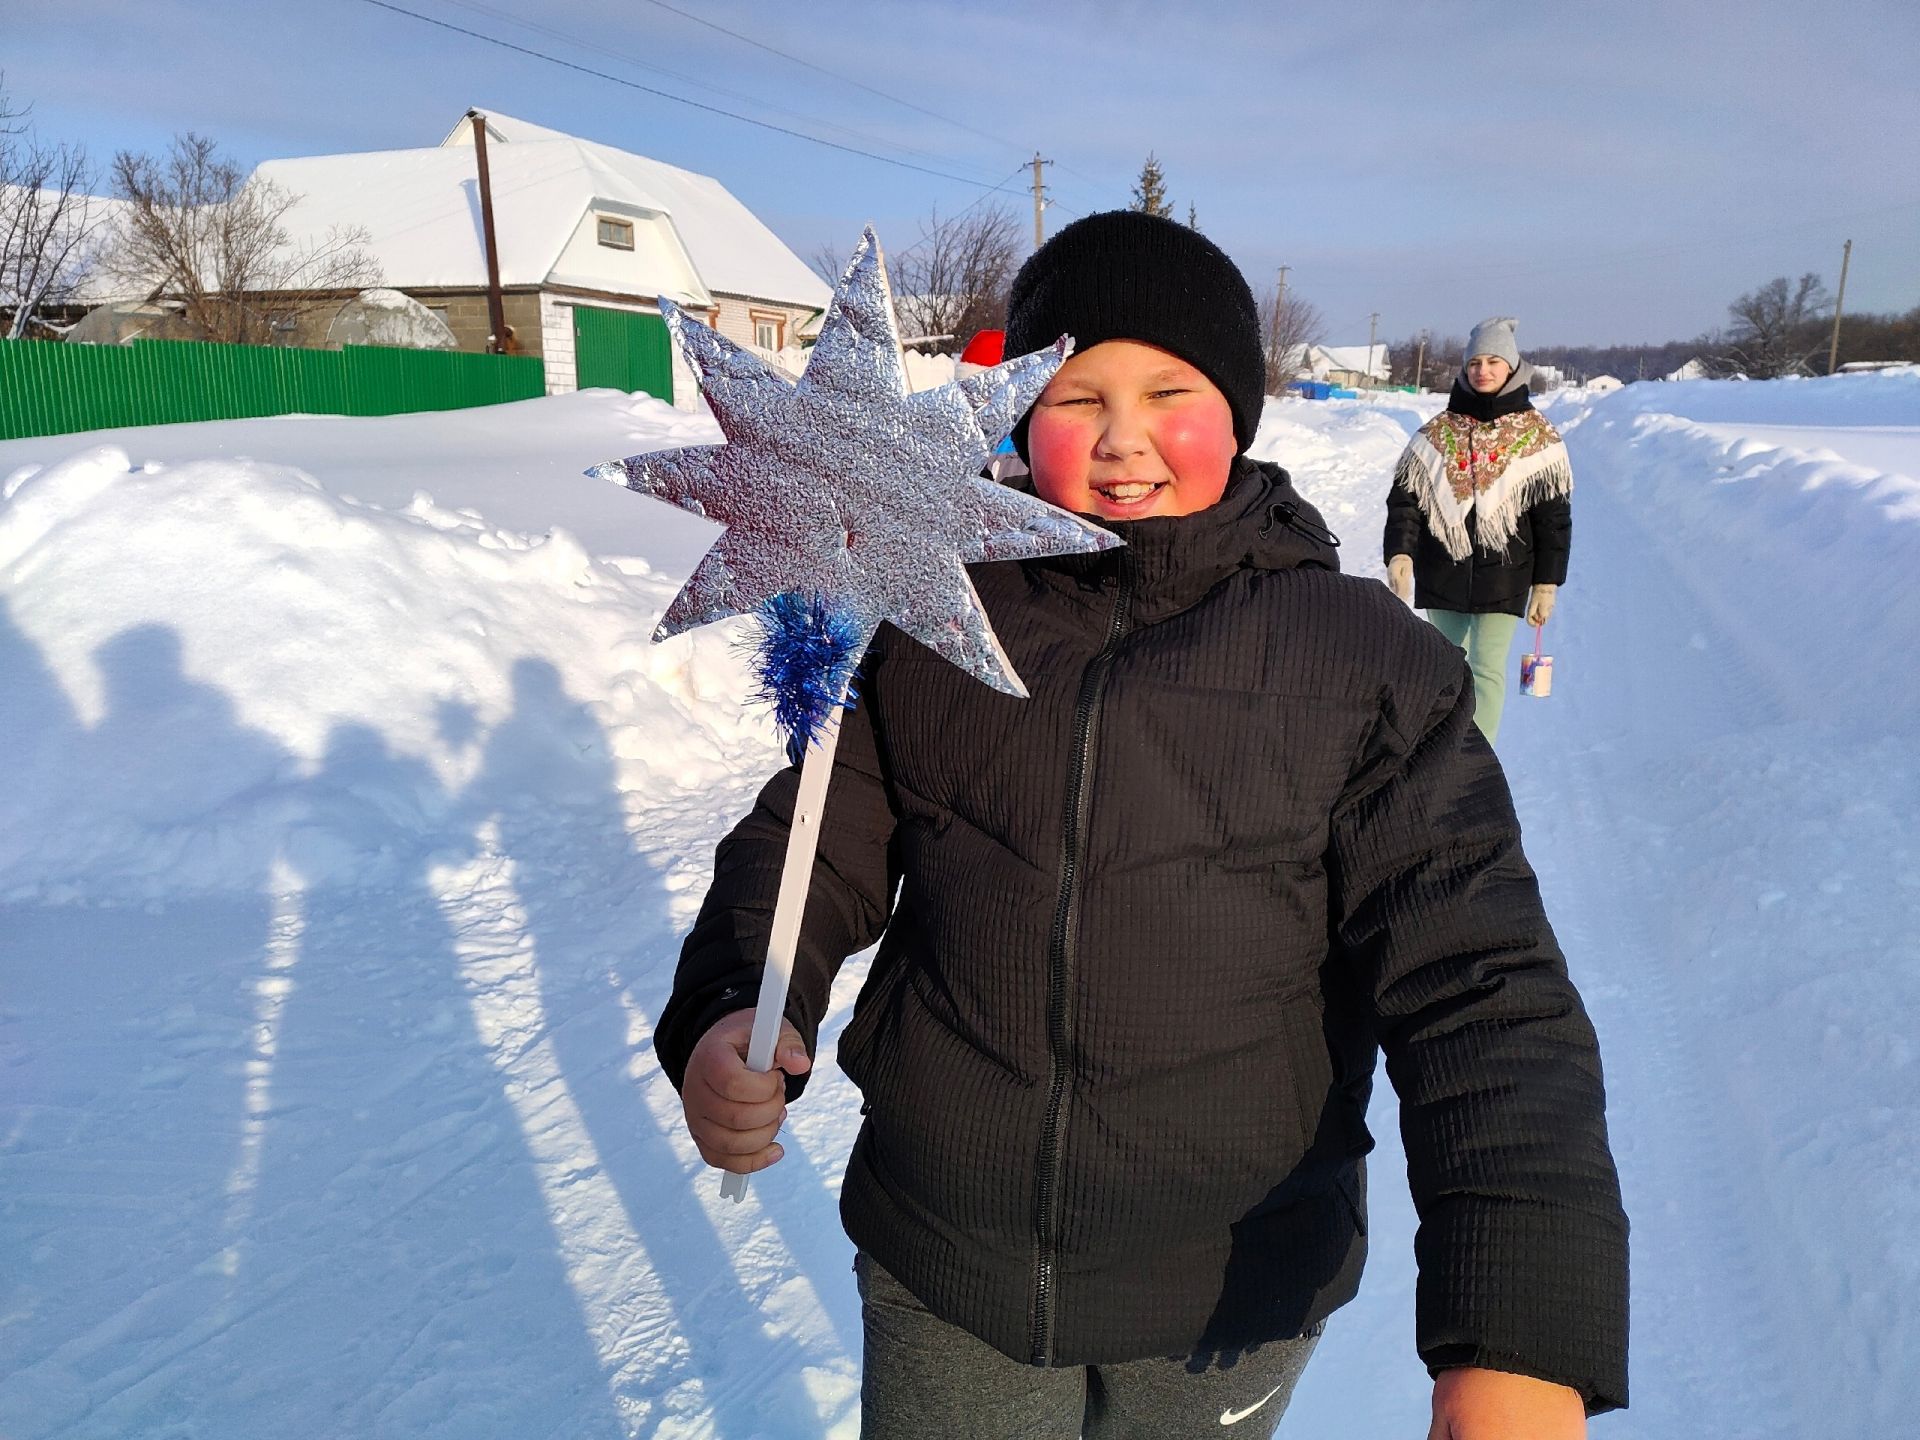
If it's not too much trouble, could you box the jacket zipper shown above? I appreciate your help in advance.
[1030,557,1135,1366]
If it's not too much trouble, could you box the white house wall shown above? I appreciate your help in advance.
[546,206,706,305]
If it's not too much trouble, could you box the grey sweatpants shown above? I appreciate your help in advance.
[856,1254,1322,1440]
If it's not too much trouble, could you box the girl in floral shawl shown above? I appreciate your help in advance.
[1384,316,1571,742]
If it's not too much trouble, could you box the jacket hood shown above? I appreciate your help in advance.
[1025,458,1342,624]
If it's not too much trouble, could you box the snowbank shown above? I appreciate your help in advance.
[2,374,1915,1438]
[0,395,771,902]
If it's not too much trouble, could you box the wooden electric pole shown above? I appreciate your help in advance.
[467,109,509,355]
[1414,330,1428,392]
[1828,237,1853,375]
[1367,312,1380,389]
[1030,154,1051,250]
[1272,264,1290,370]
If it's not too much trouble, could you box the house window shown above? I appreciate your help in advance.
[752,311,784,351]
[596,216,635,250]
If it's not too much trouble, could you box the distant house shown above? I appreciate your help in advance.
[1664,358,1710,382]
[1284,343,1390,388]
[0,186,134,338]
[1585,374,1625,393]
[84,110,828,407]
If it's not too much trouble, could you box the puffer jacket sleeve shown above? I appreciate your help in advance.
[1382,446,1427,564]
[654,655,899,1100]
[1528,488,1572,587]
[1326,626,1628,1413]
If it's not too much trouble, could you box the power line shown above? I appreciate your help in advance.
[633,0,1130,213]
[357,0,1023,194]
[432,0,1005,182]
[888,163,1034,260]
[632,0,1036,163]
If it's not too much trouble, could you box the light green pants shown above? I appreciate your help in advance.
[1425,609,1520,744]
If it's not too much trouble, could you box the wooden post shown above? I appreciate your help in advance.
[1827,238,1853,376]
[1269,266,1289,388]
[1031,154,1049,251]
[468,109,509,355]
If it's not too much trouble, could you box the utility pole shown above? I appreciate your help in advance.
[1414,329,1428,393]
[1030,153,1051,251]
[1270,265,1290,382]
[1828,237,1853,375]
[1367,311,1380,389]
[467,109,509,355]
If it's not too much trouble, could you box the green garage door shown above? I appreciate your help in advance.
[573,305,673,400]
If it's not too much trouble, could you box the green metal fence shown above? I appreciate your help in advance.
[0,337,547,442]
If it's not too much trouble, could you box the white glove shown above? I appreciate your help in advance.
[1387,554,1414,604]
[1527,583,1558,627]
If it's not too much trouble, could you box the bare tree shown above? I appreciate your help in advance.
[1130,153,1173,219]
[809,238,850,288]
[889,204,1022,354]
[1257,285,1325,393]
[0,77,103,338]
[1385,331,1469,389]
[105,132,378,346]
[1722,272,1831,379]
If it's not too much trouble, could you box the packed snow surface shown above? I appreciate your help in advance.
[3,370,1916,1437]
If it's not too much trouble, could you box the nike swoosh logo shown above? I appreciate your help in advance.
[1219,1381,1288,1426]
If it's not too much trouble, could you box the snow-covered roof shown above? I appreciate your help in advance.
[0,186,141,306]
[257,143,703,302]
[251,114,829,312]
[1317,344,1390,379]
[1284,342,1390,381]
[441,110,829,309]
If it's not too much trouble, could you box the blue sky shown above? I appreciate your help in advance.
[7,0,1917,346]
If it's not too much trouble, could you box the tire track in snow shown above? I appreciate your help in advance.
[1505,448,1807,1438]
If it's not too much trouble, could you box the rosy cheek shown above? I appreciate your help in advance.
[1026,412,1088,508]
[1155,406,1237,487]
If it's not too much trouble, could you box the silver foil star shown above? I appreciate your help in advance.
[587,227,1119,698]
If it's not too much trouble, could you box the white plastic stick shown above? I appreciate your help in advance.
[719,703,847,1203]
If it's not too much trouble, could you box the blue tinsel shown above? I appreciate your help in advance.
[748,592,862,765]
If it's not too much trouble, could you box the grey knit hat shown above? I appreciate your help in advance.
[1465,315,1522,369]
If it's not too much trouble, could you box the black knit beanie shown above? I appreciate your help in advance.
[1004,209,1266,454]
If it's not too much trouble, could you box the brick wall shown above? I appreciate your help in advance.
[713,294,816,355]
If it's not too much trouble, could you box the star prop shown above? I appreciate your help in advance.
[588,227,1119,719]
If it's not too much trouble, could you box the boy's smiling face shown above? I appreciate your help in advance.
[1026,340,1238,521]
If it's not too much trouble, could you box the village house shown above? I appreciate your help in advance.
[72,110,828,409]
[1284,342,1391,388]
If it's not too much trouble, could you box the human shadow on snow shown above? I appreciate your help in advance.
[462,657,855,1435]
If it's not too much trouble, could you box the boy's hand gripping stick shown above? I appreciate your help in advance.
[719,706,846,1203]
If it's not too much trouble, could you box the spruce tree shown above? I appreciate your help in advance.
[1188,202,1199,231]
[1130,153,1172,219]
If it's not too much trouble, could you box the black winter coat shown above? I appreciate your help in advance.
[1383,384,1572,616]
[658,460,1628,1410]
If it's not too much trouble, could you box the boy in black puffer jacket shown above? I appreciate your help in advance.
[659,211,1627,1440]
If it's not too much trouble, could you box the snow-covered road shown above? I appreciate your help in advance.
[3,372,1915,1437]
